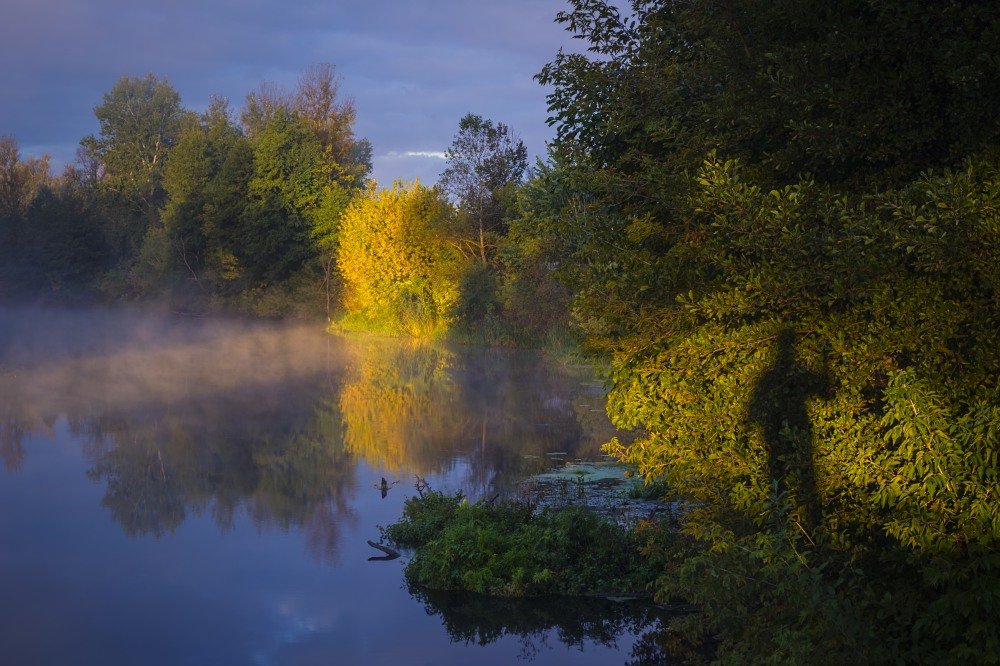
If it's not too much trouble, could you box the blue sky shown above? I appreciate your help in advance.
[0,0,584,185]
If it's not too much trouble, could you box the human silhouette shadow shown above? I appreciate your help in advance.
[747,329,830,533]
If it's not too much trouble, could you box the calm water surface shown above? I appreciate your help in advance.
[0,307,667,665]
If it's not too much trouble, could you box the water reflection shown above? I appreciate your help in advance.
[339,340,613,491]
[411,587,681,665]
[0,307,613,552]
[0,306,658,664]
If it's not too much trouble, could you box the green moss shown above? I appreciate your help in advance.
[383,490,673,597]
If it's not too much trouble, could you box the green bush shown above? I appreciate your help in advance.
[384,490,672,597]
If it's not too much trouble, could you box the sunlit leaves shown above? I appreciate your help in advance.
[336,181,461,337]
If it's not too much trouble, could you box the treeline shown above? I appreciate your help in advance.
[1,65,371,317]
[0,68,567,345]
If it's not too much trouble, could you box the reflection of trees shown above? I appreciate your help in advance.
[338,339,618,496]
[0,308,621,556]
[249,402,357,562]
[410,586,680,664]
[0,421,26,472]
[0,386,56,472]
[87,439,187,537]
[0,312,360,561]
[340,340,464,475]
[459,349,618,495]
[77,390,357,561]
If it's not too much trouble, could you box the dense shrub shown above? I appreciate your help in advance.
[384,490,672,597]
[336,182,463,337]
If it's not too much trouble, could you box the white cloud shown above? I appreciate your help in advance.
[383,150,447,159]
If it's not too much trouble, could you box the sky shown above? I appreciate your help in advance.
[0,0,586,186]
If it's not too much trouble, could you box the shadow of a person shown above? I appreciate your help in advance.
[747,329,830,533]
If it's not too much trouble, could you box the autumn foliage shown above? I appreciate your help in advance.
[336,181,461,337]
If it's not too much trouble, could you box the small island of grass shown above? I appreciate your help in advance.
[382,489,675,598]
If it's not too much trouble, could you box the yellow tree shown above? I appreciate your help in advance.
[336,181,462,336]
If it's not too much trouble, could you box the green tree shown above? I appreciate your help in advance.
[79,75,187,269]
[154,97,252,298]
[238,108,324,287]
[235,64,369,313]
[83,75,186,222]
[540,0,1000,188]
[25,179,109,291]
[496,157,577,344]
[240,63,370,189]
[439,114,527,263]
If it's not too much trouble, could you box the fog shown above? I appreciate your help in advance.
[0,305,340,417]
[0,305,616,548]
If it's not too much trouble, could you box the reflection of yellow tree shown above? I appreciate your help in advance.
[337,339,620,488]
[340,340,469,475]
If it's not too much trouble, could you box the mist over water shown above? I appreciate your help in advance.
[0,306,666,665]
[0,306,338,409]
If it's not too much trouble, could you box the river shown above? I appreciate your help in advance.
[0,306,669,665]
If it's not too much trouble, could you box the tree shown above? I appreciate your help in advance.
[0,136,50,220]
[439,114,527,263]
[496,156,577,343]
[240,63,370,189]
[294,63,368,185]
[336,181,460,337]
[538,0,1000,188]
[79,75,187,266]
[240,81,288,139]
[0,135,51,267]
[235,64,369,313]
[84,75,186,218]
[25,180,109,291]
[155,96,252,297]
[238,108,323,287]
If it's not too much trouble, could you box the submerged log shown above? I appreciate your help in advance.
[367,540,400,561]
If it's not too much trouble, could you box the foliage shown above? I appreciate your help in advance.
[538,1,1000,661]
[539,0,1000,188]
[237,109,323,287]
[1,65,368,315]
[155,97,253,299]
[0,135,50,221]
[81,74,186,238]
[439,113,527,264]
[24,181,109,291]
[495,157,579,345]
[384,490,672,597]
[594,154,1000,664]
[0,135,57,293]
[336,181,462,336]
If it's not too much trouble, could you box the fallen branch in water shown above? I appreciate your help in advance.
[367,540,400,561]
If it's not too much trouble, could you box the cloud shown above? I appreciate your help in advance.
[399,151,447,160]
[0,1,588,183]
